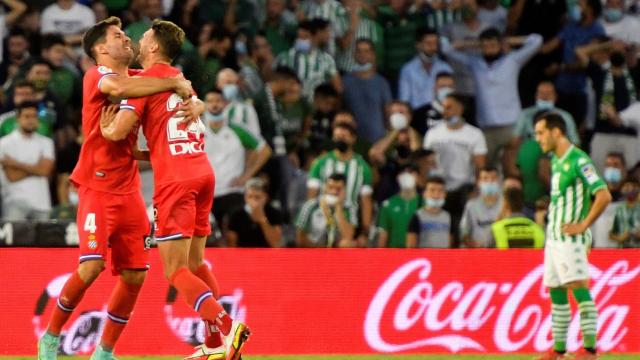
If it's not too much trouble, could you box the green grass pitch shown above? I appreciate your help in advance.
[3,355,639,360]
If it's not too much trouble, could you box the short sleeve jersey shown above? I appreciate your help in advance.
[70,65,141,194]
[547,146,607,244]
[121,63,212,186]
[308,151,373,208]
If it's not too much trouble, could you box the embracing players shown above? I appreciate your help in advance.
[37,17,198,360]
[100,20,250,360]
[534,112,612,360]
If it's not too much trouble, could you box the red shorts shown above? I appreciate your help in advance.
[76,186,151,275]
[153,174,215,241]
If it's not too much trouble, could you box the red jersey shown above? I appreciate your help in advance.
[70,65,141,194]
[121,63,212,186]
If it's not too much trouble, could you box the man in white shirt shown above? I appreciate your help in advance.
[216,68,262,138]
[203,89,272,226]
[0,101,55,220]
[602,0,640,45]
[40,0,96,47]
[423,92,487,245]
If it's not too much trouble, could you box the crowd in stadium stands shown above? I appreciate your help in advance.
[0,0,639,248]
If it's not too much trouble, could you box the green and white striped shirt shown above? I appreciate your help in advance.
[223,101,261,138]
[295,198,358,247]
[547,146,607,244]
[275,48,338,100]
[307,150,373,209]
[336,16,383,72]
[302,0,348,55]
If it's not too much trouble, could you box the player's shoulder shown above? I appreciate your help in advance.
[570,147,593,165]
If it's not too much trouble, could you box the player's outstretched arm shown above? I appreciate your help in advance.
[563,188,612,236]
[100,105,140,141]
[99,74,192,100]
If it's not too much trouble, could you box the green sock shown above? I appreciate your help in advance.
[550,287,569,353]
[573,287,597,350]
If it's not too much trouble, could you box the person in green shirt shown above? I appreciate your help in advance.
[261,0,297,56]
[41,34,81,109]
[377,164,422,247]
[610,178,640,248]
[307,120,374,245]
[0,80,54,138]
[491,187,545,249]
[296,173,357,247]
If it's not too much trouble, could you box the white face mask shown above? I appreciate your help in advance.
[323,194,339,207]
[437,87,454,102]
[397,172,416,190]
[390,112,408,130]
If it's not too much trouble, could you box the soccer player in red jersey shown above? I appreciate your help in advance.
[37,17,198,360]
[100,20,250,360]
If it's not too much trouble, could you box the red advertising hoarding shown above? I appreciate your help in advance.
[1,248,638,355]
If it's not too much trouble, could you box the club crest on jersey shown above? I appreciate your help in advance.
[581,164,599,184]
[97,66,113,74]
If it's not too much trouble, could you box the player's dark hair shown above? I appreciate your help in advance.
[333,121,357,136]
[398,163,419,173]
[606,151,626,167]
[313,83,338,99]
[504,187,525,213]
[7,27,27,40]
[355,38,375,51]
[15,100,39,116]
[535,111,566,135]
[426,176,446,187]
[272,66,299,83]
[82,16,122,61]
[309,18,330,34]
[328,172,347,184]
[206,88,223,96]
[41,34,66,50]
[415,26,438,43]
[388,100,411,112]
[586,0,603,18]
[28,58,53,72]
[435,72,454,82]
[445,92,467,109]
[480,166,499,175]
[479,27,503,41]
[298,20,315,34]
[411,148,435,161]
[151,19,185,62]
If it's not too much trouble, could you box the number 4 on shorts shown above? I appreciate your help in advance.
[84,213,97,233]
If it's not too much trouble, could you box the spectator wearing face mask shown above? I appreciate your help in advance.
[411,71,455,136]
[423,93,487,244]
[342,38,392,143]
[275,19,342,100]
[590,151,627,246]
[296,173,357,247]
[601,0,640,45]
[377,165,422,248]
[460,167,503,247]
[307,120,373,245]
[609,178,640,248]
[369,101,422,202]
[216,68,262,138]
[441,27,543,168]
[398,27,453,110]
[406,176,451,248]
[505,81,579,177]
[0,101,55,221]
[226,177,283,247]
[203,89,273,226]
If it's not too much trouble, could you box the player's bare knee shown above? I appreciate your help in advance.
[78,260,105,283]
[120,269,147,285]
[564,280,589,289]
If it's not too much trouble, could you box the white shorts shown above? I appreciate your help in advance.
[543,239,590,288]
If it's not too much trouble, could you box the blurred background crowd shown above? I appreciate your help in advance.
[0,0,639,248]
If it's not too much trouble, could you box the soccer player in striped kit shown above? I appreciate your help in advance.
[534,112,612,360]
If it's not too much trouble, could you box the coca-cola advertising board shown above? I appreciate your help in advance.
[1,248,638,355]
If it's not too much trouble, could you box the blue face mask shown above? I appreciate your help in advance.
[206,111,225,123]
[294,38,312,53]
[604,167,622,183]
[352,62,373,73]
[235,40,248,55]
[480,182,501,196]
[604,8,623,22]
[437,87,454,103]
[446,116,461,126]
[570,5,582,22]
[222,84,239,101]
[425,197,445,209]
[536,99,555,110]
